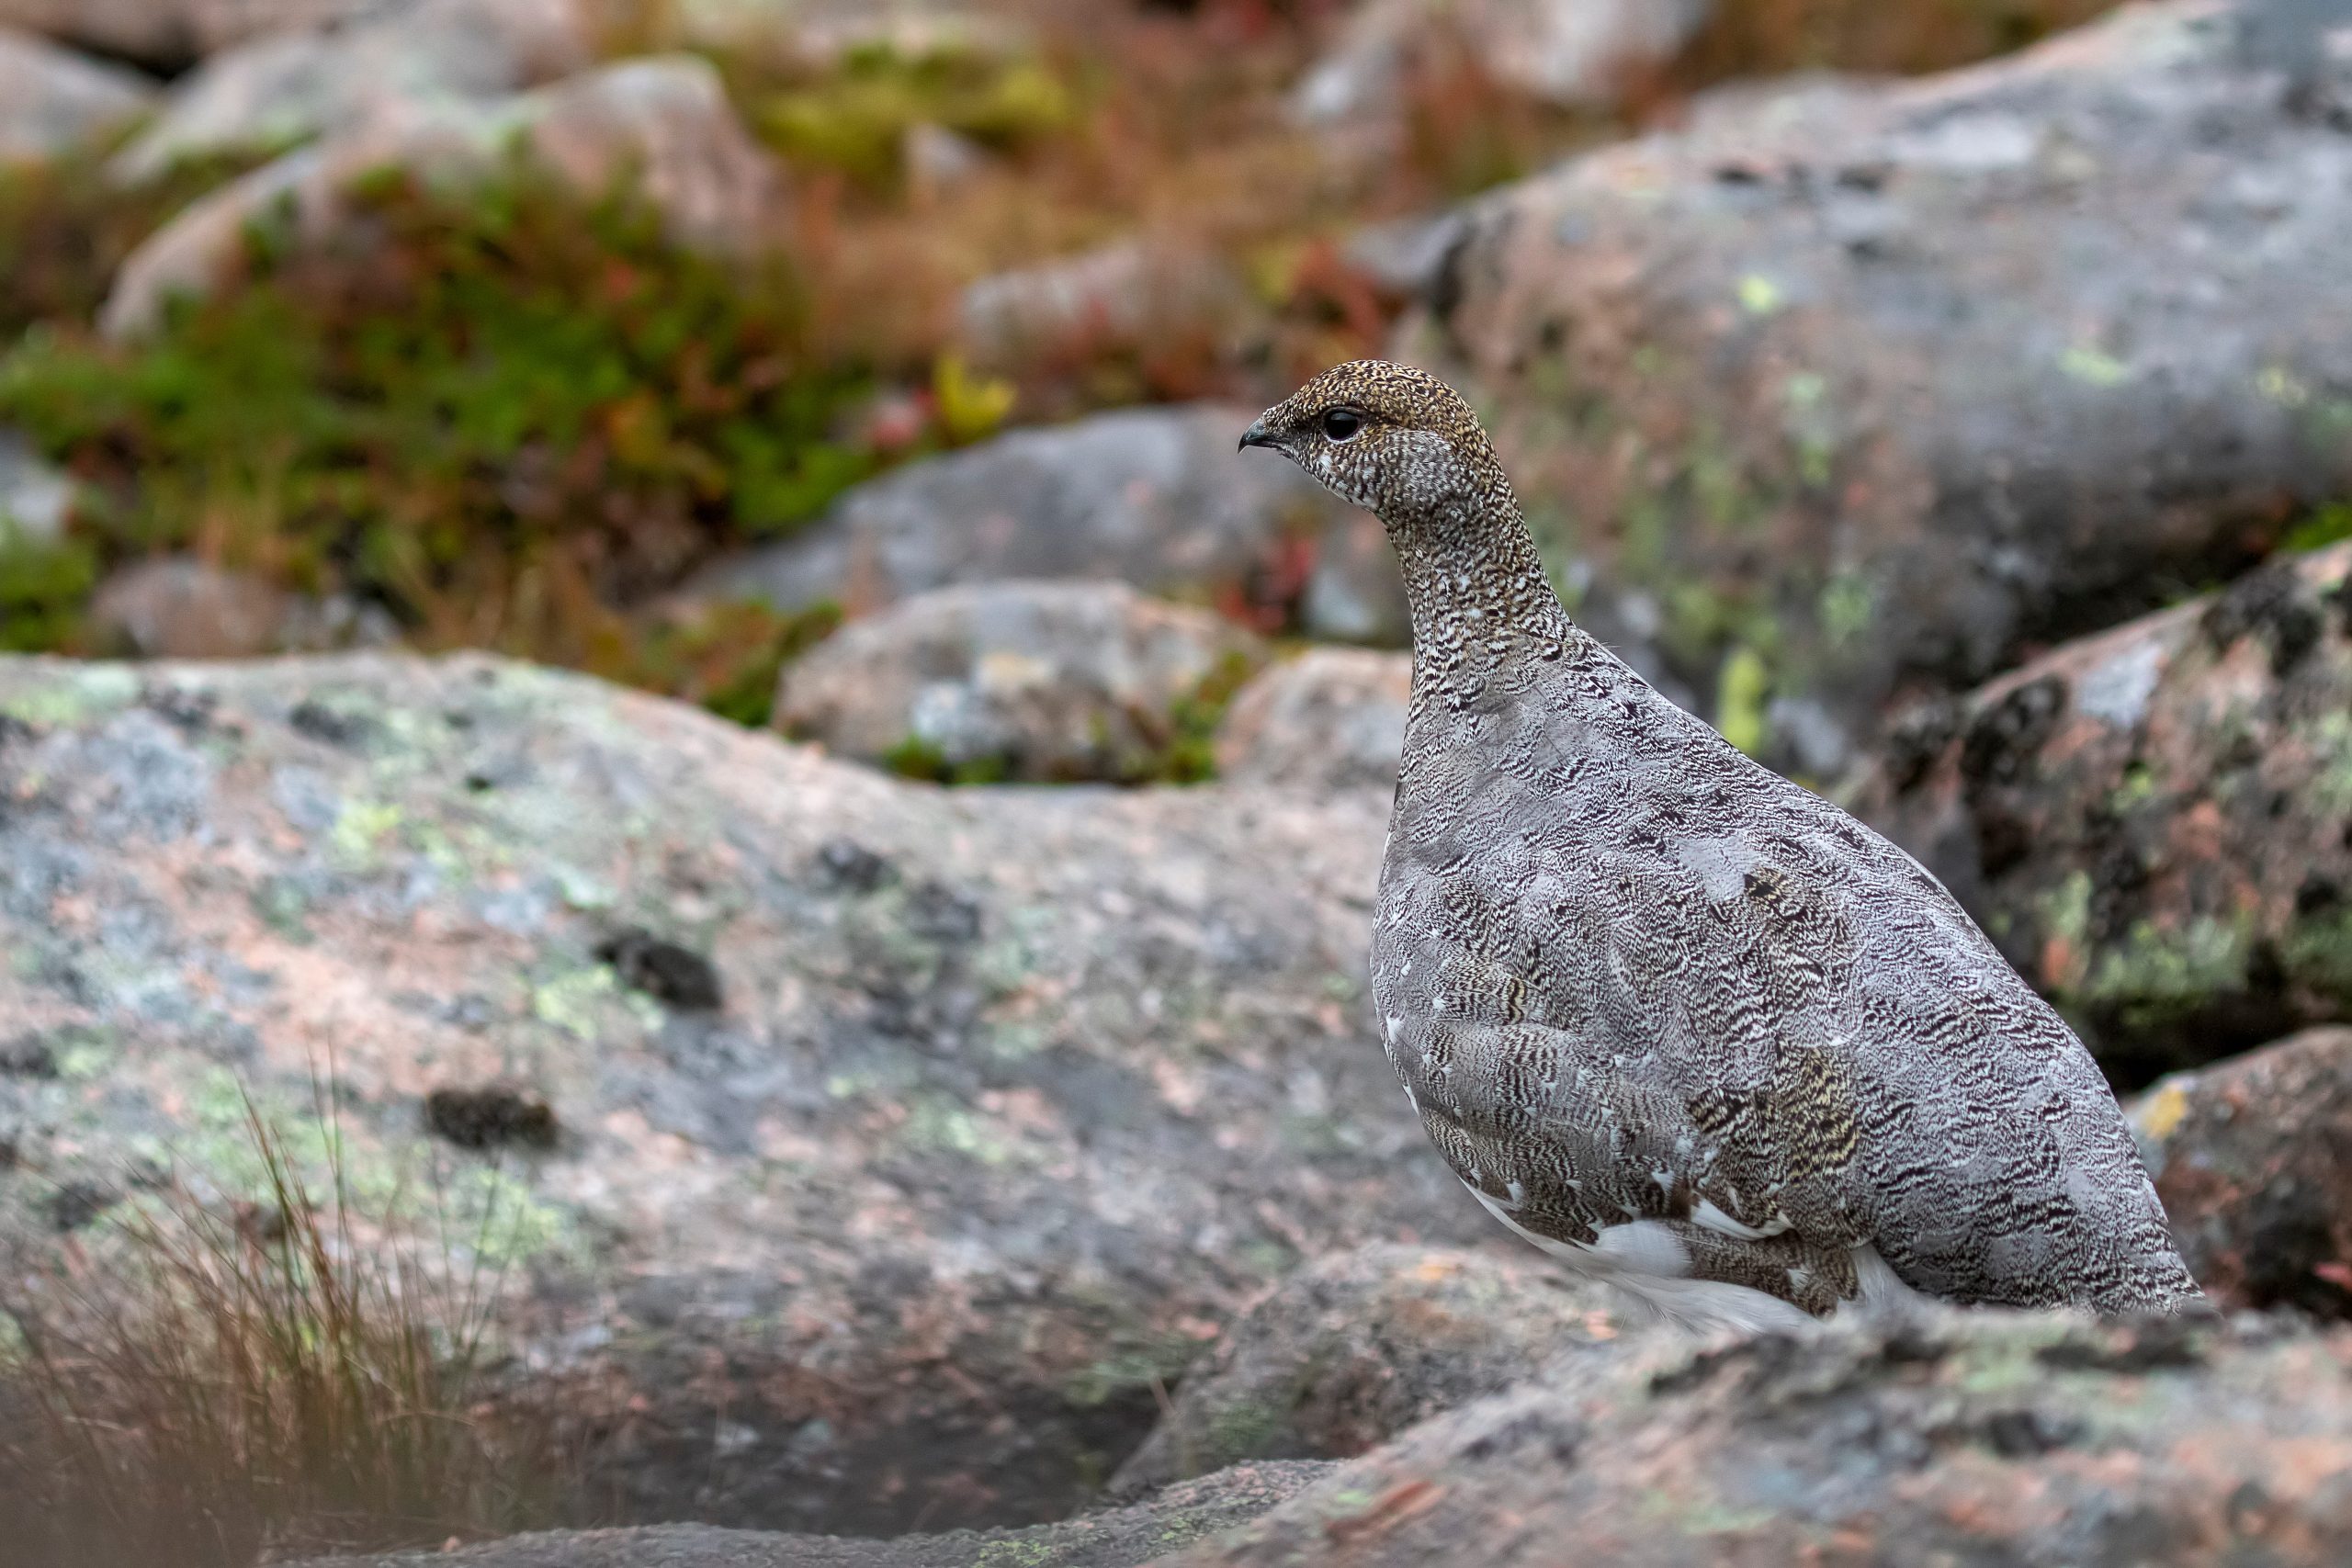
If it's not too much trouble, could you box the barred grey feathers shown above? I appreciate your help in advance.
[1241,360,2200,1325]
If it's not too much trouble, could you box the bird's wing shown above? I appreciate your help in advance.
[1378,691,2192,1314]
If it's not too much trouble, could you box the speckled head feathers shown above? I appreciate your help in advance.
[1240,360,1508,523]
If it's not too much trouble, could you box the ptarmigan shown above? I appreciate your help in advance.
[1241,360,2199,1329]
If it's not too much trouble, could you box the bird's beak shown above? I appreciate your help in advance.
[1238,417,1275,453]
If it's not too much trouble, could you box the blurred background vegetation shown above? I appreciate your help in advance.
[0,0,2118,720]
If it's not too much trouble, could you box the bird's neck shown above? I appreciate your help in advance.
[1385,488,1574,680]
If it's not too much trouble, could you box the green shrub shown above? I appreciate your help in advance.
[0,163,881,662]
[604,596,842,728]
[748,43,1078,191]
[0,530,96,652]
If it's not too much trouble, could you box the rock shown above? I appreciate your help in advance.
[503,54,784,251]
[1214,649,1411,795]
[1295,0,1710,124]
[773,581,1265,784]
[1108,1244,1622,1498]
[0,651,1478,1535]
[1421,0,2352,751]
[107,0,592,185]
[300,1461,1330,1568]
[0,28,156,163]
[85,558,293,659]
[0,0,374,74]
[903,119,988,204]
[0,428,76,546]
[1166,1311,2352,1568]
[669,0,1009,61]
[2132,1026,2352,1320]
[689,404,1407,645]
[101,54,781,338]
[1340,212,1466,303]
[1852,542,2352,1088]
[958,238,1249,369]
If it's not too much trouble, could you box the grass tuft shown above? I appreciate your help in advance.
[0,1083,591,1566]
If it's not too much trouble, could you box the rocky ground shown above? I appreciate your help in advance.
[0,649,1479,1535]
[6,1,2352,1565]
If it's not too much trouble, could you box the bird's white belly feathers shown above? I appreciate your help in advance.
[1464,1182,1927,1334]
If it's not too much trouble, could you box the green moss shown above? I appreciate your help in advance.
[2078,916,2252,1031]
[2281,502,2352,553]
[2109,761,2160,814]
[881,734,1014,786]
[1136,647,1260,785]
[1714,645,1770,757]
[530,965,622,1042]
[1199,1394,1289,1473]
[2282,911,2352,1002]
[2312,712,2352,817]
[747,44,1077,192]
[0,662,137,728]
[1816,570,1874,649]
[0,529,96,652]
[610,599,841,728]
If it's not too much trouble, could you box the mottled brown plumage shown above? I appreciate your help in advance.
[1243,361,2199,1327]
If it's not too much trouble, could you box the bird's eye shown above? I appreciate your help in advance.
[1320,408,1364,443]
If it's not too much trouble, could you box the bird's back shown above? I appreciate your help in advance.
[1371,629,2198,1316]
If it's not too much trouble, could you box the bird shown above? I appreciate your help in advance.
[1239,360,2200,1330]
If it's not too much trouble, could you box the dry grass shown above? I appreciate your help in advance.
[0,1087,586,1566]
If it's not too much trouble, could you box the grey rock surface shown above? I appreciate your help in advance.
[2132,1026,2352,1319]
[1854,541,2352,1087]
[0,26,156,162]
[1108,1244,1623,1497]
[1421,0,2352,750]
[1213,649,1411,795]
[691,405,1406,645]
[0,652,1476,1536]
[1169,1310,2352,1567]
[774,581,1264,784]
[301,1462,1331,1568]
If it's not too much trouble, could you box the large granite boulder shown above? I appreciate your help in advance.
[1107,1244,1621,1498]
[1854,541,2352,1087]
[0,652,1474,1536]
[101,53,781,338]
[2132,1026,2352,1319]
[773,581,1265,784]
[1418,0,2352,768]
[691,405,1408,646]
[1169,1311,2352,1567]
[0,27,156,163]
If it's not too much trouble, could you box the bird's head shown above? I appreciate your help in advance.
[1238,359,1502,522]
